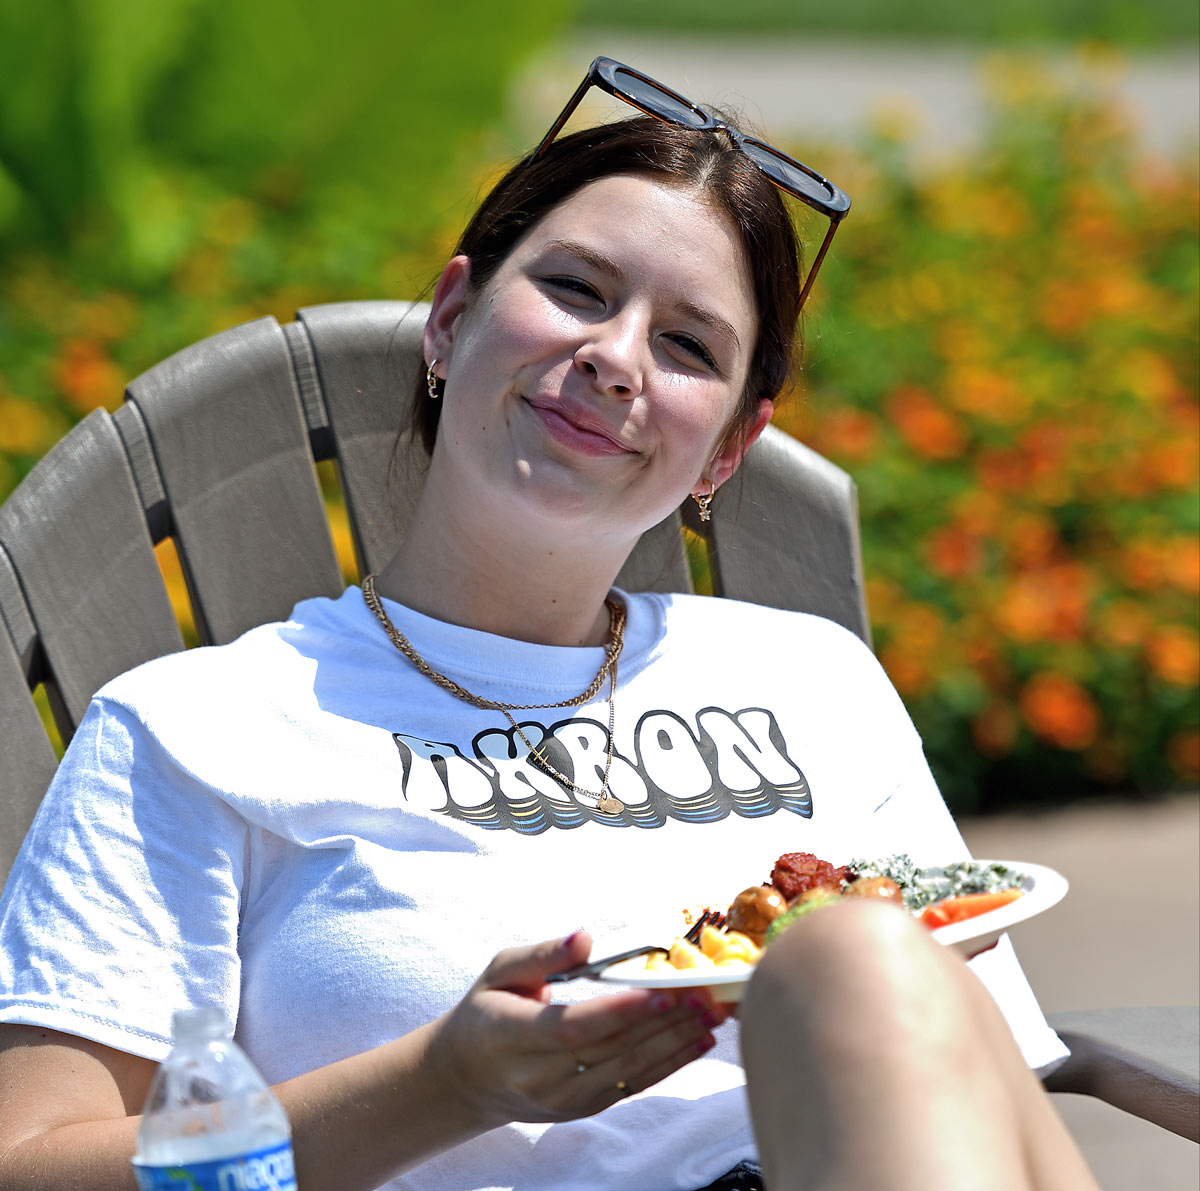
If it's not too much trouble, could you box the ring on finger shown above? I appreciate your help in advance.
[615,1079,631,1096]
[568,1049,588,1076]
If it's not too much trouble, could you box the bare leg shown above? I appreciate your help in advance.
[739,900,1098,1191]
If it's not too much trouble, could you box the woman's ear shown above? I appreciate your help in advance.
[701,399,774,492]
[423,255,472,374]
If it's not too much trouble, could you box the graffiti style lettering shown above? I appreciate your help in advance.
[697,707,804,792]
[391,705,811,834]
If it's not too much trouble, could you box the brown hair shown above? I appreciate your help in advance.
[411,115,803,455]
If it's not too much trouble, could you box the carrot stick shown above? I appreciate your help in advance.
[920,888,1023,929]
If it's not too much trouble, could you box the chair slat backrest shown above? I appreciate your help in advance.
[0,410,185,876]
[0,300,867,885]
[125,315,344,646]
[700,424,871,642]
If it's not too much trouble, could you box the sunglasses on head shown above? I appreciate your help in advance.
[534,56,852,309]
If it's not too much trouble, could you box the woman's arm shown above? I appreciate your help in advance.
[0,933,718,1191]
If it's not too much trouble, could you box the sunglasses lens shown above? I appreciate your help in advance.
[613,66,708,129]
[741,139,836,206]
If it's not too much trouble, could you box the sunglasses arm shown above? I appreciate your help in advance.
[533,72,597,159]
[798,217,843,309]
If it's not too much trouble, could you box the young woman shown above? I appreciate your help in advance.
[0,59,1097,1191]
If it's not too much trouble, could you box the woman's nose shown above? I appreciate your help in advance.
[572,315,643,398]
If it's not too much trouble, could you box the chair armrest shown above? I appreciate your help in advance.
[1044,1007,1199,1142]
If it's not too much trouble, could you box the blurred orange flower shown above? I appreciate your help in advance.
[1020,672,1101,750]
[996,563,1093,643]
[1004,511,1060,567]
[1145,625,1200,687]
[952,489,1006,536]
[1096,600,1154,649]
[975,447,1029,493]
[886,386,968,459]
[1166,730,1200,782]
[945,365,1030,424]
[811,406,881,462]
[878,644,933,697]
[925,525,982,578]
[53,339,125,414]
[971,701,1019,757]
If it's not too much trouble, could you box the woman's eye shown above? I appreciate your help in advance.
[667,333,718,371]
[545,276,601,302]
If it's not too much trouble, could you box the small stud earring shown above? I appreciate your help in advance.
[426,359,442,401]
[693,481,715,523]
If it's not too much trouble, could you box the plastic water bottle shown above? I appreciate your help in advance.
[132,1005,297,1190]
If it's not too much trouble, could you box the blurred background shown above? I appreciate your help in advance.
[0,1,1196,1183]
[1,0,1195,817]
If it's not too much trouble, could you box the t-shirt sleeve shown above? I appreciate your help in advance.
[0,695,248,1060]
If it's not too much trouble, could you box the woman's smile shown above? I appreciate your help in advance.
[523,393,638,458]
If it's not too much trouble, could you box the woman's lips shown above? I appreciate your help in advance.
[526,399,635,458]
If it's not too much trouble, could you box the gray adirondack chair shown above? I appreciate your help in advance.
[0,300,1196,1145]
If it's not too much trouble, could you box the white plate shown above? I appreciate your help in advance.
[593,860,1068,1003]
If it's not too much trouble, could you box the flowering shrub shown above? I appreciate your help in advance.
[776,59,1199,809]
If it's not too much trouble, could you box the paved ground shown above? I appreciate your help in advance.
[515,34,1199,161]
[961,795,1199,1189]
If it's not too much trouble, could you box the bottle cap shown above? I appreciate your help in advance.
[171,1005,231,1042]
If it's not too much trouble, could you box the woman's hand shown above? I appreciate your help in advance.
[428,931,721,1131]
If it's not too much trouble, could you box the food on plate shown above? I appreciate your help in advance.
[726,885,789,947]
[656,928,763,971]
[919,889,1024,928]
[770,853,849,901]
[651,852,1026,974]
[763,886,844,944]
[843,875,903,902]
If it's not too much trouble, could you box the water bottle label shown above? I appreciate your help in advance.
[132,1140,296,1191]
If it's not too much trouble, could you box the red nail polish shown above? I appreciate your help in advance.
[648,993,673,1013]
[696,1035,716,1056]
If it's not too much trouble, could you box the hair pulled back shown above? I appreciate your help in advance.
[412,116,803,455]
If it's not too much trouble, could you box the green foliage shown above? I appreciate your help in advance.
[0,0,570,284]
[575,0,1198,46]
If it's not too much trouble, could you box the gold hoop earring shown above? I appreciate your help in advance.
[693,481,715,523]
[426,359,442,401]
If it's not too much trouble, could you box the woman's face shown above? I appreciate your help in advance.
[423,173,767,545]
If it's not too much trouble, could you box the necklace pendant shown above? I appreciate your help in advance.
[597,794,624,814]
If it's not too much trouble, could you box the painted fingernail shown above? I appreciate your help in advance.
[684,993,708,1013]
[560,930,585,951]
[701,1010,721,1030]
[648,993,674,1013]
[696,1035,716,1056]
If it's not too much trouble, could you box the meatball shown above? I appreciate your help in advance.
[726,885,789,947]
[843,875,903,903]
[770,852,849,901]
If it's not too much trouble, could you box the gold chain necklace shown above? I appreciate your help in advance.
[361,574,626,813]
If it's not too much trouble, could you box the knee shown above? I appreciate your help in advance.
[750,899,927,996]
[742,898,980,1069]
[743,899,955,1034]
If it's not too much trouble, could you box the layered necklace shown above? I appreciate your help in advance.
[362,573,627,814]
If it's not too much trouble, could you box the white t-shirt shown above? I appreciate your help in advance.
[0,587,1066,1190]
